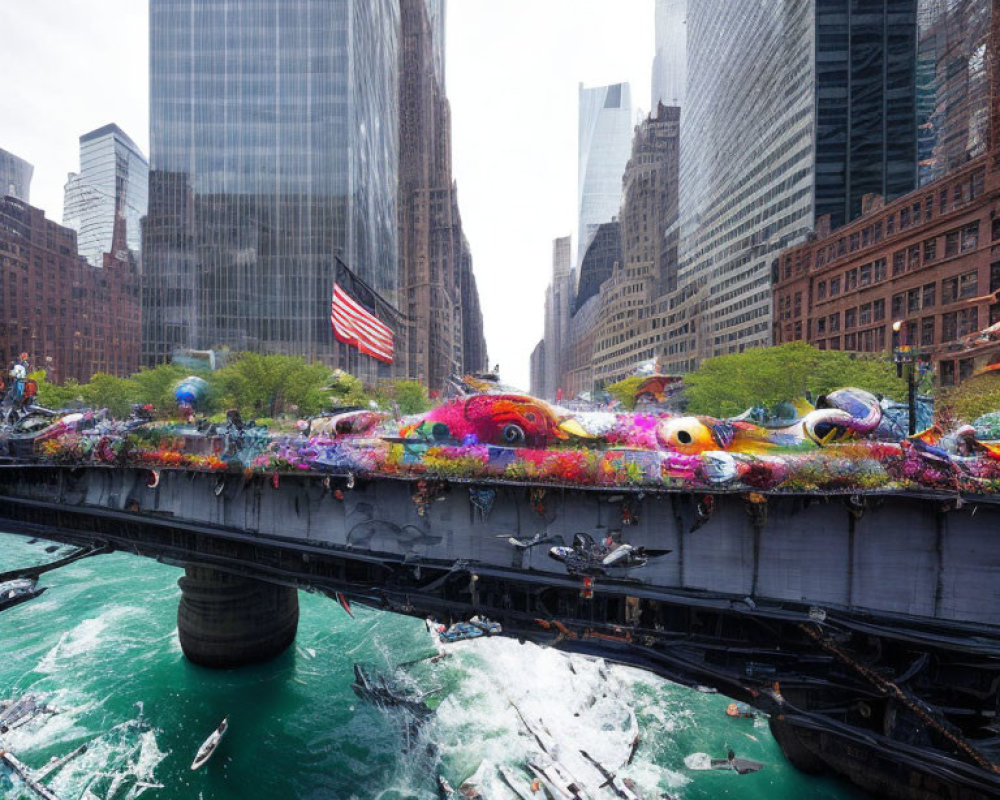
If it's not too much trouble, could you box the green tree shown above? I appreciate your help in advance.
[216,353,334,418]
[78,373,136,418]
[941,372,1000,423]
[683,343,906,417]
[390,379,430,414]
[606,376,645,411]
[28,371,84,410]
[325,370,371,409]
[129,364,191,413]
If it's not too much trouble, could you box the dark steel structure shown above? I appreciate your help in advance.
[0,463,999,799]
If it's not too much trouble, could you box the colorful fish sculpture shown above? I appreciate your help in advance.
[655,388,883,455]
[399,394,592,449]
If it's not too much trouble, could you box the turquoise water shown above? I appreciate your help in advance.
[0,532,869,800]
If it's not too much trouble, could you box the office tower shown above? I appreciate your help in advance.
[399,0,486,391]
[143,0,400,376]
[651,0,686,109]
[63,124,147,267]
[665,0,918,369]
[592,103,680,385]
[0,197,140,381]
[0,149,33,203]
[541,237,574,400]
[577,82,634,270]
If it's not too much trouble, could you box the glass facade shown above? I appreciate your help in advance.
[0,148,33,203]
[669,0,918,365]
[915,0,991,185]
[815,0,917,227]
[143,0,399,366]
[651,0,686,109]
[577,82,633,270]
[64,124,148,267]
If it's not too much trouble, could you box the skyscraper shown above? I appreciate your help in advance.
[0,148,33,203]
[662,0,919,371]
[577,82,634,270]
[398,0,486,392]
[143,0,400,376]
[63,124,148,267]
[651,0,686,109]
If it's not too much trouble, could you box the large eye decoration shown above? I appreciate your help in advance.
[503,424,526,445]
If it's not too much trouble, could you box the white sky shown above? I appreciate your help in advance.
[0,0,653,392]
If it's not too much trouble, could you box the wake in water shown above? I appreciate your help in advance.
[383,636,691,799]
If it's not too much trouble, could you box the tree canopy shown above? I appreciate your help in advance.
[682,343,908,417]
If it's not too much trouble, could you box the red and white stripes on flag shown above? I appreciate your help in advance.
[330,282,394,364]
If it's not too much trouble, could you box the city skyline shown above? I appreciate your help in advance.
[1,0,655,392]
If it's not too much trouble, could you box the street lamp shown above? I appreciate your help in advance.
[892,320,917,436]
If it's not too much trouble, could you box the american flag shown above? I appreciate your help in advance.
[330,282,394,364]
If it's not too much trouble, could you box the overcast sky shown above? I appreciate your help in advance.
[0,0,653,392]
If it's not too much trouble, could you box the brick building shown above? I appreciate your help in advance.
[773,155,1000,386]
[0,196,140,382]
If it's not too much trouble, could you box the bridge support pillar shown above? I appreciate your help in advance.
[177,564,299,668]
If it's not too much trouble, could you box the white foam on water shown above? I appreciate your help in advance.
[34,606,147,674]
[683,752,713,771]
[424,637,688,797]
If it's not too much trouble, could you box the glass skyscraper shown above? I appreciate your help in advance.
[666,0,918,366]
[577,82,634,270]
[64,124,148,267]
[0,148,33,203]
[143,0,400,367]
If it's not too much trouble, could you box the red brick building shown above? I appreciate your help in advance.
[773,155,1000,386]
[0,196,140,383]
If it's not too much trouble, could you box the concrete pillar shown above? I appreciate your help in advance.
[177,564,299,668]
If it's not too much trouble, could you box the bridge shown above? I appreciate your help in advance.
[0,462,998,800]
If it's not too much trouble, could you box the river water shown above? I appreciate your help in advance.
[0,532,869,800]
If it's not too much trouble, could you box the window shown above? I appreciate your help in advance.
[846,268,858,290]
[923,238,937,263]
[859,303,872,325]
[844,332,857,350]
[874,258,887,282]
[900,207,911,228]
[939,188,948,216]
[993,217,1000,241]
[862,227,871,247]
[845,307,857,328]
[940,359,955,386]
[991,261,1000,293]
[959,270,979,298]
[874,298,885,321]
[942,277,958,304]
[908,289,920,313]
[873,220,883,242]
[849,232,860,252]
[962,222,980,252]
[921,317,934,346]
[829,336,841,350]
[908,245,920,270]
[860,263,872,286]
[837,238,847,257]
[830,276,841,296]
[922,282,935,308]
[891,293,904,319]
[829,312,841,332]
[960,358,975,383]
[887,214,895,235]
[817,317,827,335]
[817,281,827,300]
[913,202,922,226]
[893,251,906,275]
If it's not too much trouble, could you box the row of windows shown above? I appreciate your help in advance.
[812,167,986,269]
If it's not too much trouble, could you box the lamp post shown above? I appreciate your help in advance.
[892,320,917,436]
